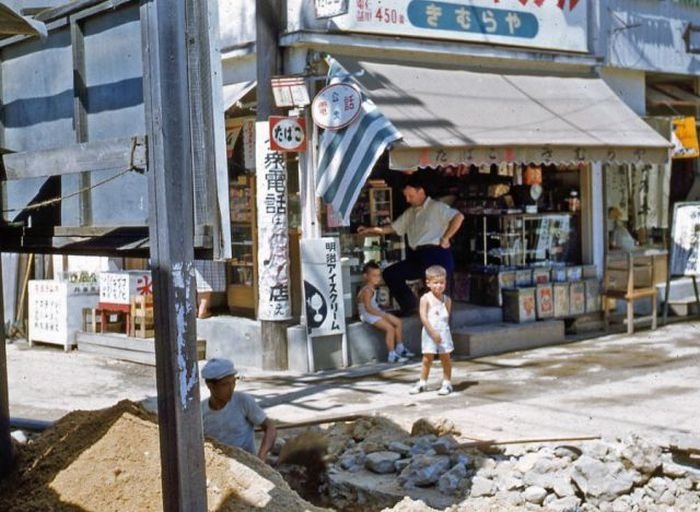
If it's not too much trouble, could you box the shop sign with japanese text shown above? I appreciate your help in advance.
[329,0,587,53]
[316,0,349,18]
[311,83,362,130]
[255,121,292,320]
[672,116,699,159]
[301,238,346,337]
[269,116,307,152]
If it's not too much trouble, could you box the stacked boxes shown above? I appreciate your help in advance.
[498,264,602,323]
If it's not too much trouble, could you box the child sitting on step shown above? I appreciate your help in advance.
[357,261,414,363]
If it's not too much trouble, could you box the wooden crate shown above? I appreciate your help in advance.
[130,295,154,338]
[82,308,102,333]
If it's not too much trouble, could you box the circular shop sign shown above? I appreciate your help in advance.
[269,116,306,152]
[311,83,362,130]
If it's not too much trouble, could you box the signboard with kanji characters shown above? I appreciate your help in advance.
[256,121,292,320]
[301,238,346,337]
[99,271,152,305]
[28,280,99,350]
[329,0,587,53]
[269,116,307,152]
[315,0,349,18]
[311,83,362,130]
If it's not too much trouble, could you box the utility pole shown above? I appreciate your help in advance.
[0,255,13,477]
[256,0,290,370]
[140,0,207,509]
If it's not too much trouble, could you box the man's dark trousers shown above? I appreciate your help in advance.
[382,245,454,314]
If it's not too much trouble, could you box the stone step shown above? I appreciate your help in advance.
[452,320,566,358]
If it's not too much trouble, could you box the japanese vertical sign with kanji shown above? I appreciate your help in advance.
[256,121,292,320]
[301,238,346,337]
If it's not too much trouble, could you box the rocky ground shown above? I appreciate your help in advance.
[276,417,700,512]
[6,403,700,511]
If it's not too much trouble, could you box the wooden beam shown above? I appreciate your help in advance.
[70,15,92,226]
[0,254,14,477]
[141,0,208,510]
[2,135,147,180]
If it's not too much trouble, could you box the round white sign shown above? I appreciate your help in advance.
[270,116,306,152]
[311,83,362,130]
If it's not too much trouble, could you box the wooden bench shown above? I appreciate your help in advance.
[603,249,666,334]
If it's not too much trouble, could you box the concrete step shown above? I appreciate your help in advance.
[452,320,566,358]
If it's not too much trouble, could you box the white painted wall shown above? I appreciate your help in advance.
[599,67,646,116]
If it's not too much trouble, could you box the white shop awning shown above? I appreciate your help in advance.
[223,80,255,111]
[334,57,671,168]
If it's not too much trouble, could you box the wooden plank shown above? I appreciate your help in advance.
[2,135,147,180]
[141,0,207,509]
[77,332,155,353]
[78,342,157,365]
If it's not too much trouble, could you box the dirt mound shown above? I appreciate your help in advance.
[0,400,328,512]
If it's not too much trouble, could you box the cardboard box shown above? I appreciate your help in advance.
[553,282,570,317]
[566,266,583,282]
[532,267,551,284]
[502,287,537,323]
[585,279,601,313]
[582,264,598,279]
[536,283,554,319]
[551,266,568,283]
[569,281,586,315]
[515,269,533,287]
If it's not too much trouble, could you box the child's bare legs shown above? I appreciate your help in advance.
[372,318,397,352]
[410,354,434,394]
[385,314,403,345]
[420,353,434,381]
[437,352,453,395]
[438,352,452,382]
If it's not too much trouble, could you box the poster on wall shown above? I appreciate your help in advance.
[256,121,292,320]
[329,0,588,53]
[301,238,346,337]
[669,202,700,277]
[671,116,699,159]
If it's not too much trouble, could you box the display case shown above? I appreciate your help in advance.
[468,213,579,267]
[228,174,257,314]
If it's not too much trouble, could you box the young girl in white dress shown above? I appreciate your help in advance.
[411,265,454,395]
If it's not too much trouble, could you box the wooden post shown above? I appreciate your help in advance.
[0,254,13,477]
[257,0,289,370]
[140,1,207,510]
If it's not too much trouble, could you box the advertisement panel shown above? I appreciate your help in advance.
[301,238,346,337]
[330,0,588,53]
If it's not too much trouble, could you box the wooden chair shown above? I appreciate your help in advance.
[603,250,664,334]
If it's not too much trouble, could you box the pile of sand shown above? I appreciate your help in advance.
[0,400,328,512]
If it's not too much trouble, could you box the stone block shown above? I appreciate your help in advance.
[452,320,565,358]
